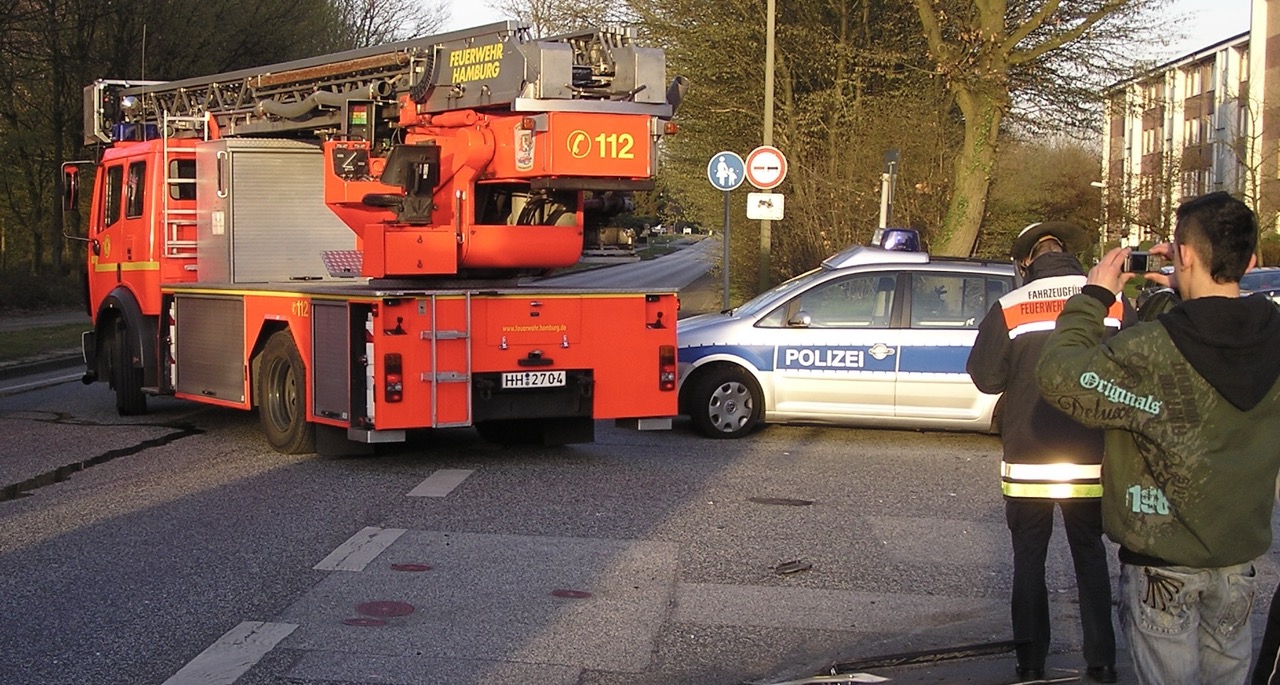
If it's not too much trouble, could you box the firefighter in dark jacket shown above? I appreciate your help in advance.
[966,221,1127,683]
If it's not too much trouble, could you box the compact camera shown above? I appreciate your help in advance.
[1124,251,1164,274]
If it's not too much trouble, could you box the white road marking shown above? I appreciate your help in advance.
[313,526,406,571]
[161,621,297,685]
[407,468,474,498]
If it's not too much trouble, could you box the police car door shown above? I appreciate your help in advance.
[896,270,1009,421]
[765,271,901,420]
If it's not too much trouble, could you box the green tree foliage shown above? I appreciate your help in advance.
[627,0,964,299]
[0,0,446,309]
[978,139,1103,260]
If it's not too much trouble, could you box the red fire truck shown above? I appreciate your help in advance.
[66,22,683,454]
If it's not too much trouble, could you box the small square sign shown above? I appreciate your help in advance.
[746,192,784,221]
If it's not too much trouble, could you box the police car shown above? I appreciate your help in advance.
[678,231,1015,438]
[1241,266,1280,303]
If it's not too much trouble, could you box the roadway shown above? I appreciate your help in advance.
[2,241,1279,685]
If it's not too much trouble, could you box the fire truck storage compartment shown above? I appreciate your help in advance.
[196,139,356,284]
[311,300,356,422]
[174,295,246,402]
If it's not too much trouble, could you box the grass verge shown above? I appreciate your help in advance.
[0,323,85,364]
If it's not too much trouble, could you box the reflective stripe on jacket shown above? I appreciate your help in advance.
[1000,460,1103,499]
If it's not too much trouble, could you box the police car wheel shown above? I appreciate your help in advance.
[689,367,761,439]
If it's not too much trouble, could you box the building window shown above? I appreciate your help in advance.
[1185,67,1200,96]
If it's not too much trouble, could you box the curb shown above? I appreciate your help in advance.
[0,352,83,382]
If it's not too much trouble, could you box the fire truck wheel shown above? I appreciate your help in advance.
[687,366,762,439]
[109,321,147,416]
[258,331,315,454]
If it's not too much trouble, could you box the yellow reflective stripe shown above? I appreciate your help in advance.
[1001,461,1101,481]
[93,260,160,272]
[1002,482,1103,499]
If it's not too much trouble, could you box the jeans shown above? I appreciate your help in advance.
[1006,499,1116,671]
[1120,561,1257,685]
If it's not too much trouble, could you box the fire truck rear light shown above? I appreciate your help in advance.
[520,116,536,130]
[385,353,403,403]
[659,345,676,391]
[663,121,678,135]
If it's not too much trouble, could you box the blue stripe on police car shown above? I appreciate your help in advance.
[897,346,970,374]
[678,344,777,371]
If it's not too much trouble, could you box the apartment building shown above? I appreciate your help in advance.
[1101,0,1280,245]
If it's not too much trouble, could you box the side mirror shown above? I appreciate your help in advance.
[61,163,80,211]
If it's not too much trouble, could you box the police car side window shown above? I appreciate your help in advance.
[789,274,890,328]
[910,273,991,329]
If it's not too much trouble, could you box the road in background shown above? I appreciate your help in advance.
[537,236,717,291]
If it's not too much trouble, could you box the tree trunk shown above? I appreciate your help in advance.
[935,89,1003,257]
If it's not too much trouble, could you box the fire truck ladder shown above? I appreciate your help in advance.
[85,21,675,146]
[159,113,207,260]
[425,292,472,427]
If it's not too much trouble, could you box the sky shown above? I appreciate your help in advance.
[1159,0,1252,57]
[436,0,1253,59]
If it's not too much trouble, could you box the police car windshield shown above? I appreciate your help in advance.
[734,268,823,317]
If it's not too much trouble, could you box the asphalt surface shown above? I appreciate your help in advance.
[5,246,1279,684]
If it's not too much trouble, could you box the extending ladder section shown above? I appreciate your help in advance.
[83,22,673,145]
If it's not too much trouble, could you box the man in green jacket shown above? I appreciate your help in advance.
[1036,191,1280,684]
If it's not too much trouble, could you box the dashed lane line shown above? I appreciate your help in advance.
[313,526,406,572]
[160,621,297,685]
[406,468,474,497]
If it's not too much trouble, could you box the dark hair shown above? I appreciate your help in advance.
[1174,191,1256,283]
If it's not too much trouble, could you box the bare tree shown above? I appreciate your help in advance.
[330,0,449,46]
[910,0,1169,256]
[486,0,629,36]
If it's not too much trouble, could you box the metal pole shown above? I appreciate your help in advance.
[723,190,732,310]
[757,0,775,293]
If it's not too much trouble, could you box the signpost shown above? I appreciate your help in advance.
[746,145,787,291]
[707,151,745,310]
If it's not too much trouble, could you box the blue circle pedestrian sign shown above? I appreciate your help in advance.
[707,151,746,191]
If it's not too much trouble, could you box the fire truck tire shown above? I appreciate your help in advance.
[687,366,762,439]
[258,331,315,454]
[109,321,147,416]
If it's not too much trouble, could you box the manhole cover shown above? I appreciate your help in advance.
[343,617,387,627]
[748,497,813,506]
[356,601,415,617]
[550,589,593,599]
